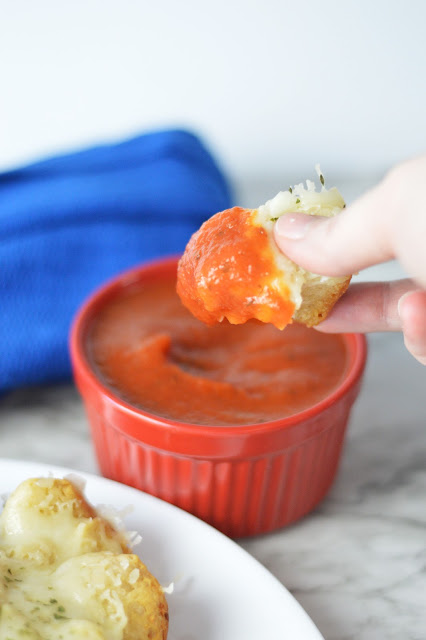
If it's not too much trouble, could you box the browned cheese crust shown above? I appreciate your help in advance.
[294,276,351,326]
[0,478,169,640]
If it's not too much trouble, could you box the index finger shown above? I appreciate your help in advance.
[274,179,395,277]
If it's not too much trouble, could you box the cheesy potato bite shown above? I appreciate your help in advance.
[0,477,168,640]
[177,170,351,330]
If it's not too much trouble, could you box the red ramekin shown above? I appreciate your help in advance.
[70,256,367,538]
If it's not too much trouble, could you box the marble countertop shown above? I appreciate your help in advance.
[1,331,425,639]
[1,177,425,638]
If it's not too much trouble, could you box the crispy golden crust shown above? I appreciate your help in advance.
[0,477,129,560]
[0,478,169,640]
[293,276,352,327]
[118,555,169,640]
[52,552,169,640]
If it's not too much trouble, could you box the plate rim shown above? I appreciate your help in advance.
[0,457,324,640]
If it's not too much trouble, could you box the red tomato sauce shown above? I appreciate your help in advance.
[177,207,296,329]
[89,278,349,426]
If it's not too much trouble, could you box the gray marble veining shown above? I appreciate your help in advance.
[242,333,426,640]
[0,332,425,639]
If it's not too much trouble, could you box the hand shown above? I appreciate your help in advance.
[274,156,426,365]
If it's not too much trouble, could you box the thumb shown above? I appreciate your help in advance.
[273,182,395,277]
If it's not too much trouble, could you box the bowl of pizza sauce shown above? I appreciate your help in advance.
[70,256,366,538]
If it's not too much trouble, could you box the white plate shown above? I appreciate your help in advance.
[0,458,323,640]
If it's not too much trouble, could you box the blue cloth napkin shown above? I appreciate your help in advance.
[0,129,232,392]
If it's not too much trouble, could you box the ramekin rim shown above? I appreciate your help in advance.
[69,255,367,438]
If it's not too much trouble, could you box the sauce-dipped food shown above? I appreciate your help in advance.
[177,170,351,329]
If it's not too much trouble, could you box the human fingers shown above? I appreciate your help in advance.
[274,177,394,277]
[398,290,426,366]
[313,279,417,333]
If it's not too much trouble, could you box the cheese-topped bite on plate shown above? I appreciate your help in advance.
[0,477,168,640]
[177,169,351,330]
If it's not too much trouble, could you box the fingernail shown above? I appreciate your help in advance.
[275,213,315,240]
[398,291,412,317]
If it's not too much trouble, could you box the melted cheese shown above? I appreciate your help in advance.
[254,174,346,309]
[0,478,138,640]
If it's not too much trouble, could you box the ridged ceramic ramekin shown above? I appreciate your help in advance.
[70,257,367,538]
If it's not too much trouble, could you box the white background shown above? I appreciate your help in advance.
[1,0,425,194]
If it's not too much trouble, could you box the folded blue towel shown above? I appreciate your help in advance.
[0,129,232,392]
